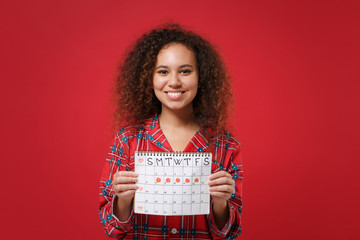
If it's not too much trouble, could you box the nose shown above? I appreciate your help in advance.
[168,72,181,88]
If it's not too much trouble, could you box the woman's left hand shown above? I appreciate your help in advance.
[208,171,235,206]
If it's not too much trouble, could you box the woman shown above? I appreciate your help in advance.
[99,23,243,239]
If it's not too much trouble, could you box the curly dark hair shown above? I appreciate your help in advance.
[113,23,233,138]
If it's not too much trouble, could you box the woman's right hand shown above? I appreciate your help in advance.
[112,171,138,205]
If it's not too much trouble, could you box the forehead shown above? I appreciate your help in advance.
[156,43,196,65]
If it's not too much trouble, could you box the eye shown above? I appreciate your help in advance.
[180,69,191,74]
[157,70,168,74]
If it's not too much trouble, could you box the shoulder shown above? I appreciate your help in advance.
[210,129,242,169]
[211,130,241,152]
[113,115,157,142]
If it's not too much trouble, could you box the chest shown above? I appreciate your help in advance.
[162,129,198,152]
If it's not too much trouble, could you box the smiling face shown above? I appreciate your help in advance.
[153,43,199,114]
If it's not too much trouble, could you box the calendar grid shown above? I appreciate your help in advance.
[134,151,211,216]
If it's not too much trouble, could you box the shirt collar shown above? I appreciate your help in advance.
[143,114,210,152]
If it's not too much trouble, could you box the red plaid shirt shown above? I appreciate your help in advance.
[99,115,243,239]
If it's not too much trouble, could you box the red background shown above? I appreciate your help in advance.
[1,0,359,239]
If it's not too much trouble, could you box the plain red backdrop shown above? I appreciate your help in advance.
[1,0,359,239]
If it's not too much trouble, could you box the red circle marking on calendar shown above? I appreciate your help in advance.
[166,178,171,183]
[156,177,161,183]
[185,178,190,183]
[194,178,199,183]
[176,178,180,183]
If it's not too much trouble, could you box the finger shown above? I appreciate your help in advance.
[209,191,231,199]
[114,171,138,178]
[208,177,234,187]
[116,189,136,198]
[209,171,232,180]
[113,176,138,185]
[113,184,138,193]
[209,185,234,193]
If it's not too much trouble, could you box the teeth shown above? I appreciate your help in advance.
[167,92,182,97]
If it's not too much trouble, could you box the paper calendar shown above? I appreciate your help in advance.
[134,151,212,216]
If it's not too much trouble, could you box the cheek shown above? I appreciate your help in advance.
[152,79,164,100]
[152,77,166,90]
[190,76,199,91]
[153,89,163,103]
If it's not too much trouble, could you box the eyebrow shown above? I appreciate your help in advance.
[155,64,194,69]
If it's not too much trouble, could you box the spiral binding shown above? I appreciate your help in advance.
[135,151,211,158]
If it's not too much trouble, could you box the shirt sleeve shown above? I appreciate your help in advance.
[208,138,243,239]
[99,131,135,238]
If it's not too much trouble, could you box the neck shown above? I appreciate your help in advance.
[158,105,198,129]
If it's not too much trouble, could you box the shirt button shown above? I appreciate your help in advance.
[171,228,177,234]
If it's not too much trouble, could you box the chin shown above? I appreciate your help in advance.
[162,103,193,112]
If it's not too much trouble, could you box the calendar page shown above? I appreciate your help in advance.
[134,151,212,216]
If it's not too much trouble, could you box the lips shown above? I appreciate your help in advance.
[165,91,185,100]
[166,92,184,97]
